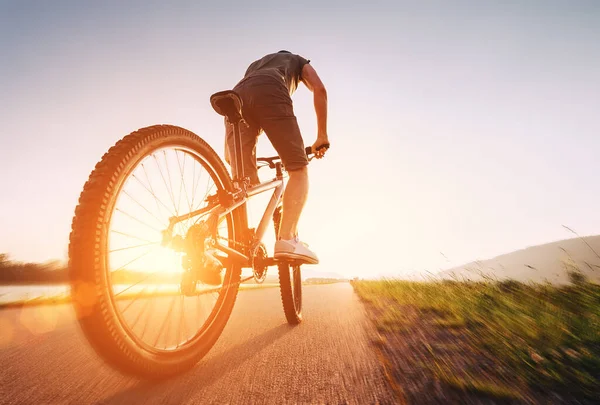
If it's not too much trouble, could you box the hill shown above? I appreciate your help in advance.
[438,235,600,284]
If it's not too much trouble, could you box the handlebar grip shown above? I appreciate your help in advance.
[305,143,330,156]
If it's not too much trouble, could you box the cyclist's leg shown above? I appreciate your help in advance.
[235,82,316,261]
[280,166,308,239]
[256,100,308,237]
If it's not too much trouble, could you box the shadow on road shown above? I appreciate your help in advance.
[99,323,294,404]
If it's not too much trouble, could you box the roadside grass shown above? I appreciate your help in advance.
[439,372,519,401]
[353,272,600,402]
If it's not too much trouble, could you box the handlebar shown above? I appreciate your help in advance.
[257,143,330,169]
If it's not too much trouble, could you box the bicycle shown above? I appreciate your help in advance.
[68,90,328,379]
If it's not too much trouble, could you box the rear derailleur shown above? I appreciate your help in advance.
[168,216,225,295]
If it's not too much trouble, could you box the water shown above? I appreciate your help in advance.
[0,283,277,305]
[0,285,69,304]
[0,284,178,305]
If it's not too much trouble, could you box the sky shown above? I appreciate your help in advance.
[1,0,599,279]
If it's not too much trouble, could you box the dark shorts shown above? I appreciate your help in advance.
[224,77,308,185]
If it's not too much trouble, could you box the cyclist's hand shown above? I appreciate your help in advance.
[311,137,330,159]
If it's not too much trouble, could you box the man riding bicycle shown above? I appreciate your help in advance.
[224,50,329,264]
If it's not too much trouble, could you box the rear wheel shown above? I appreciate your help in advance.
[278,263,303,324]
[69,125,243,379]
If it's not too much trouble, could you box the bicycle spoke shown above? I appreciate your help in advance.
[119,285,149,315]
[111,229,156,244]
[121,189,167,228]
[135,166,175,217]
[176,294,186,348]
[110,247,155,275]
[109,241,159,253]
[140,161,163,218]
[192,172,212,215]
[153,153,178,216]
[202,174,215,207]
[153,294,177,347]
[190,158,199,213]
[175,152,184,216]
[165,294,180,349]
[189,169,206,224]
[179,152,196,232]
[128,288,155,331]
[115,208,162,233]
[197,294,216,331]
[175,150,192,218]
[178,154,210,243]
[162,150,179,217]
[138,292,158,341]
[191,182,217,227]
[114,270,160,297]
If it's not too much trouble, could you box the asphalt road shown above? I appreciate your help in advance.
[0,283,395,404]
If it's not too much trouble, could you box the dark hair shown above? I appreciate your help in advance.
[277,50,292,54]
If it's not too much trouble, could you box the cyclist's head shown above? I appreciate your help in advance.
[277,50,292,54]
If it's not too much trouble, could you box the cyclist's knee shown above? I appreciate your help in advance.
[287,166,308,176]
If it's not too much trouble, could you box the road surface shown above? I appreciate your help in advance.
[0,283,395,404]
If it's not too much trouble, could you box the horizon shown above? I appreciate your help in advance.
[1,232,597,282]
[1,1,600,279]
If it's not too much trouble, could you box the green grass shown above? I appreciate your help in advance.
[440,373,520,400]
[353,273,600,402]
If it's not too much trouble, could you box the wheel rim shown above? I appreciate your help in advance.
[105,145,235,353]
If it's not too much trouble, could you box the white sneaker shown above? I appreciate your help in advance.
[274,237,319,264]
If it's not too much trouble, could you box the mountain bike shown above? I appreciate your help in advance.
[68,90,328,379]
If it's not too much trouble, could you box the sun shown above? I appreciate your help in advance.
[107,210,186,277]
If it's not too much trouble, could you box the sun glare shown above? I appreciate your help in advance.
[105,148,219,280]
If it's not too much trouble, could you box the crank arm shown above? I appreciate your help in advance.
[212,242,250,265]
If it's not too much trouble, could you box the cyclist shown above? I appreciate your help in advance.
[224,50,329,264]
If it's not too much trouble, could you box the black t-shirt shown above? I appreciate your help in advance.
[236,52,310,96]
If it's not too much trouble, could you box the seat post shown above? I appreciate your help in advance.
[230,118,251,242]
[230,119,246,188]
[209,90,248,189]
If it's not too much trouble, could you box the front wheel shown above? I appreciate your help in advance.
[278,263,302,324]
[69,125,243,379]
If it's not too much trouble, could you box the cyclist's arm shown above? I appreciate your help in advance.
[301,64,328,144]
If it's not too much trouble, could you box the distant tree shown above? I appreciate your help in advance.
[42,259,65,271]
[0,253,9,267]
[0,254,67,284]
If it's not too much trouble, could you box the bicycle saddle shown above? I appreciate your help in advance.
[210,90,244,124]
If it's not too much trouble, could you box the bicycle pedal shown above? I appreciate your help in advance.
[274,257,304,266]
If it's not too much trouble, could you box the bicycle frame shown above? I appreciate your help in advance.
[165,117,299,268]
[212,118,287,266]
[214,176,285,265]
[164,176,285,271]
[164,161,286,269]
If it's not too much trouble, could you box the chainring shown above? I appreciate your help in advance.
[252,243,268,283]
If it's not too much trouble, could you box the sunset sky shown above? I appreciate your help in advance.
[1,1,599,278]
